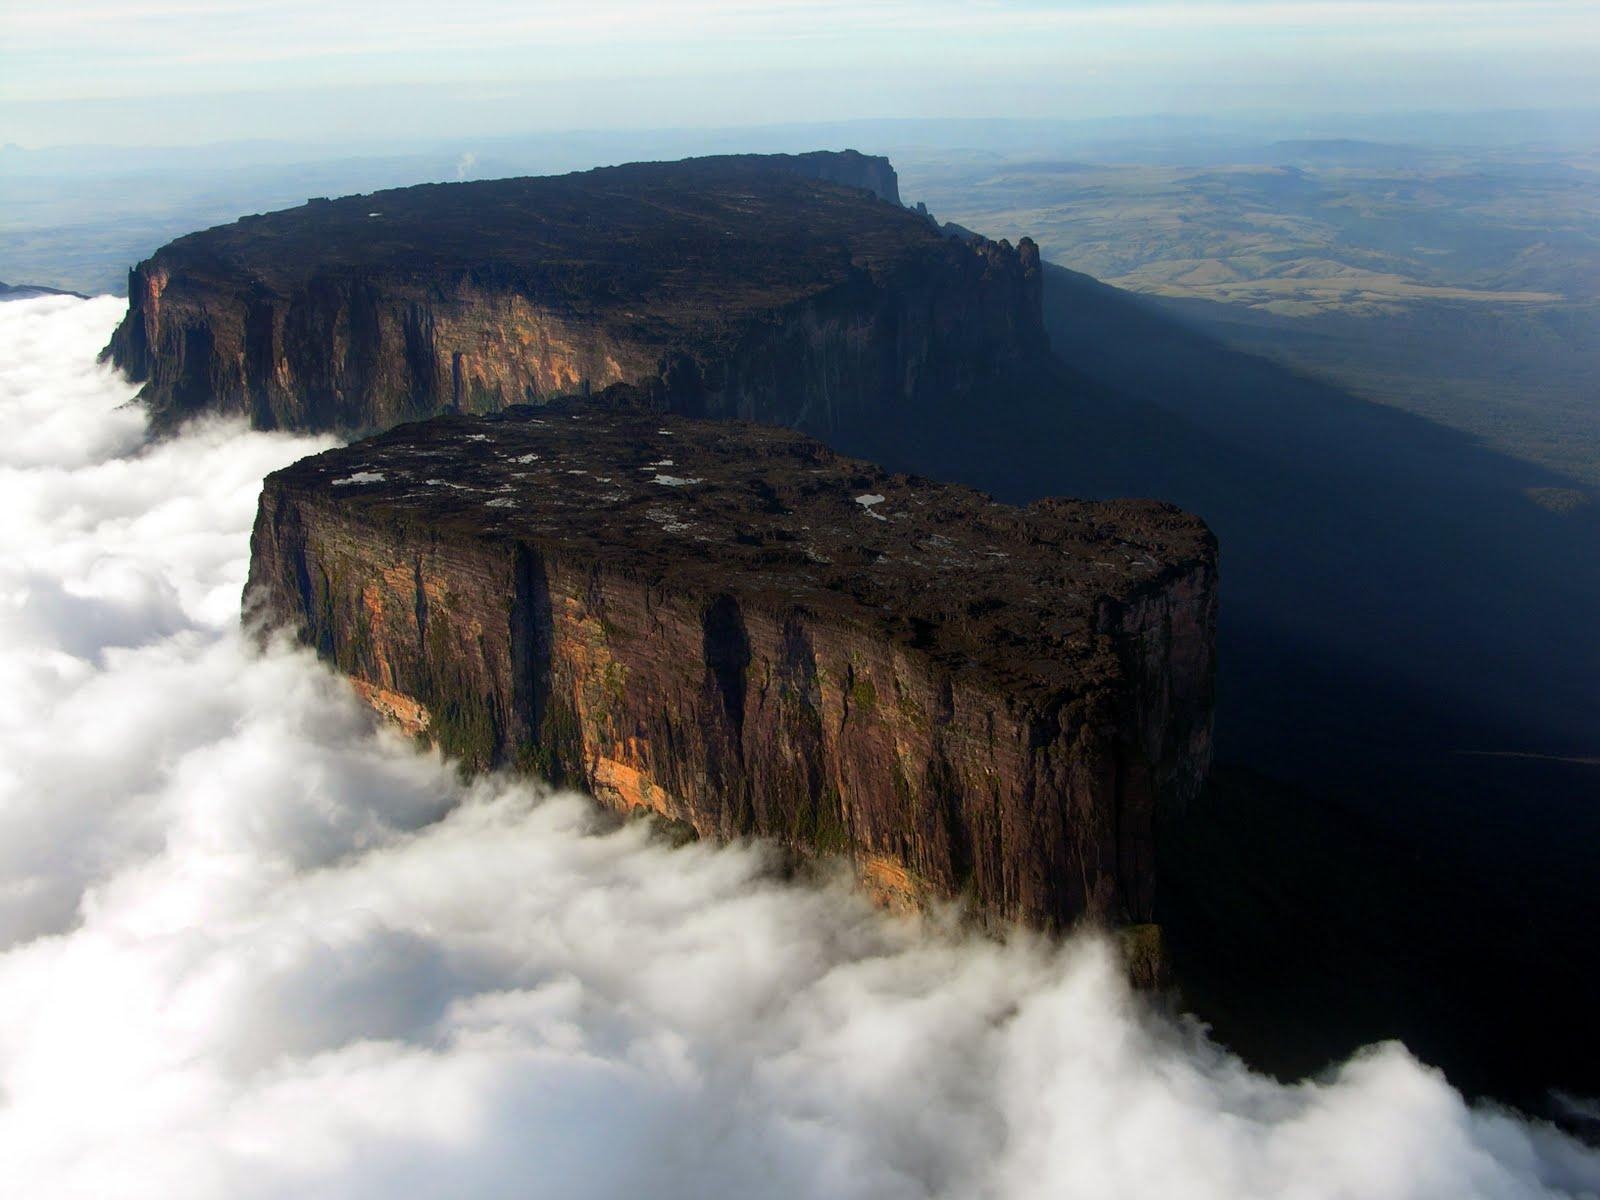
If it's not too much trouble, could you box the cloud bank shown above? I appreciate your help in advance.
[0,295,1595,1199]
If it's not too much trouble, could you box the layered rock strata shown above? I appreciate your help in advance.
[246,406,1217,929]
[105,152,1042,436]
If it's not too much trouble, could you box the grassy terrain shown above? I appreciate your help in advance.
[1154,294,1600,489]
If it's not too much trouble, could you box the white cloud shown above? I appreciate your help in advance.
[0,294,1595,1198]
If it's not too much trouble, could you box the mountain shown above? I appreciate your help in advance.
[106,148,1597,1105]
[247,404,1216,932]
[101,151,1043,436]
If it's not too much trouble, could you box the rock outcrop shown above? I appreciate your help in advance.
[768,148,903,204]
[104,152,1041,436]
[246,405,1217,930]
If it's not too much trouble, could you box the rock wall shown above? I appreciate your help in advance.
[109,272,661,432]
[103,153,1040,436]
[659,239,1044,436]
[245,412,1216,931]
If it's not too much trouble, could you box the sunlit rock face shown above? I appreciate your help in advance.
[246,405,1216,930]
[103,151,1042,438]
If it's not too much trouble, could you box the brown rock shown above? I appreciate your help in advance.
[103,152,1043,437]
[246,405,1217,931]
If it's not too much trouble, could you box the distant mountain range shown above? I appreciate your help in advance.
[0,280,86,300]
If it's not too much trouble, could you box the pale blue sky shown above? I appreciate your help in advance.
[3,1,1598,146]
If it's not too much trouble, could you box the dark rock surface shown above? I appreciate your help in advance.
[246,405,1216,930]
[104,151,1042,435]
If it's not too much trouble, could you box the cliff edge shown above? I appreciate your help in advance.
[246,405,1217,929]
[105,151,1040,435]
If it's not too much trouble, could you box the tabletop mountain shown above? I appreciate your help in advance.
[104,151,1042,438]
[247,404,1216,930]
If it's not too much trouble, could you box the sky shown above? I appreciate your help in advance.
[1,291,1597,1199]
[3,0,1599,146]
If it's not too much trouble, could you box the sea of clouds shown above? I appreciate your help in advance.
[0,294,1595,1199]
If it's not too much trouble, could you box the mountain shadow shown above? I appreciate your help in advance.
[815,261,1599,1114]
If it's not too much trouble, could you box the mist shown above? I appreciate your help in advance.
[0,294,1595,1198]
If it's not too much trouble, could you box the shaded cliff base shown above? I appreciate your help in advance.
[1158,764,1600,1132]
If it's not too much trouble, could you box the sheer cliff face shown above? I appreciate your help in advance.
[105,152,1041,436]
[246,409,1216,930]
